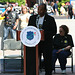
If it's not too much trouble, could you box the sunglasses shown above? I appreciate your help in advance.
[60,31,63,32]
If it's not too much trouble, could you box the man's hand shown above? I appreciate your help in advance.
[13,19,19,30]
[6,7,11,11]
[1,7,9,17]
[13,25,17,30]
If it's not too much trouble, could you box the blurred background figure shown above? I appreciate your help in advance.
[64,2,69,15]
[13,2,21,14]
[21,4,24,9]
[20,4,24,14]
[5,2,9,9]
[25,2,28,7]
[67,2,74,19]
[60,3,66,15]
[19,6,31,30]
[53,0,59,16]
[6,2,9,6]
[33,3,38,15]
[43,0,47,4]
[1,4,19,40]
[72,2,75,19]
[47,2,54,15]
[15,2,18,7]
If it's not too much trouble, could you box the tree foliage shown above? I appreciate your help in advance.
[58,0,70,14]
[0,0,26,6]
[60,0,70,3]
[17,0,26,6]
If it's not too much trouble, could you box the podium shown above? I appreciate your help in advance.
[16,29,44,75]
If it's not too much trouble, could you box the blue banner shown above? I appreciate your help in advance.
[0,8,5,13]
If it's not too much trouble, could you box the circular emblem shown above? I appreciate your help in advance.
[64,40,67,43]
[20,26,41,47]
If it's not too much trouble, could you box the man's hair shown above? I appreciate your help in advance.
[39,3,47,10]
[55,0,58,3]
[8,4,13,7]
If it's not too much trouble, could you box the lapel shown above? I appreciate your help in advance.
[42,14,47,28]
[35,14,38,27]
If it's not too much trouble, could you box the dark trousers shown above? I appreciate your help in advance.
[43,48,52,75]
[52,49,71,70]
[39,42,53,75]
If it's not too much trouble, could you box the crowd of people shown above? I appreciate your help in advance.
[1,1,74,75]
[33,0,75,19]
[2,0,75,19]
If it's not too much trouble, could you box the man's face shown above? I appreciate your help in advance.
[8,6,13,11]
[10,6,13,11]
[57,1,59,4]
[38,5,46,17]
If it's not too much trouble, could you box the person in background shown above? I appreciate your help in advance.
[13,2,21,14]
[20,4,24,14]
[52,25,74,74]
[64,2,69,16]
[5,2,9,9]
[60,3,66,15]
[27,3,57,75]
[47,2,54,15]
[53,0,59,15]
[15,2,18,7]
[50,2,54,15]
[1,4,19,40]
[67,2,74,19]
[19,6,31,30]
[6,2,9,6]
[33,3,38,15]
[43,0,47,4]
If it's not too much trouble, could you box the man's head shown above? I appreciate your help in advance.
[55,0,59,4]
[6,2,9,5]
[38,3,47,17]
[8,4,13,11]
[62,3,65,7]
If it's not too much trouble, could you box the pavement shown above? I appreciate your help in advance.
[0,18,75,75]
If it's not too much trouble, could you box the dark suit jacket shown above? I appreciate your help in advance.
[28,13,57,50]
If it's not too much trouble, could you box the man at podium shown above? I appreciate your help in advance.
[27,3,57,75]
